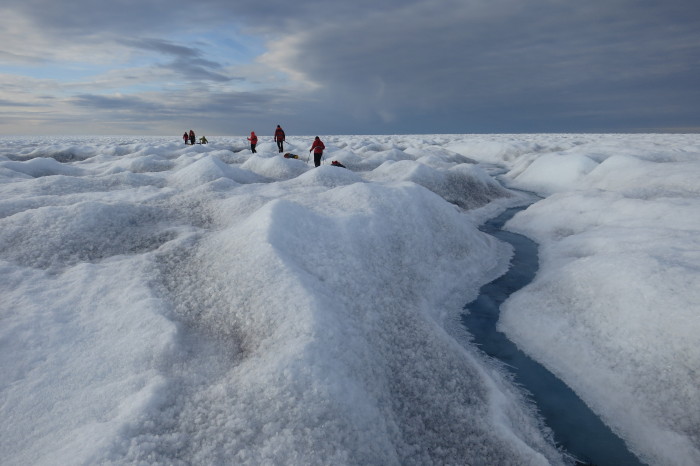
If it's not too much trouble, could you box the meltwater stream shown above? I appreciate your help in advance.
[462,206,643,466]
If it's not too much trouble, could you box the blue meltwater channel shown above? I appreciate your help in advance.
[461,206,644,466]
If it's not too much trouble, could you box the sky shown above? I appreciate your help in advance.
[1,0,699,135]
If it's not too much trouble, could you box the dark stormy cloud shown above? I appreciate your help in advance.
[1,0,699,135]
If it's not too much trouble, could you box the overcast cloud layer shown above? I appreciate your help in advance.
[1,0,699,135]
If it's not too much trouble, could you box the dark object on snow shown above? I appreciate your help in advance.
[283,153,299,159]
[331,160,346,168]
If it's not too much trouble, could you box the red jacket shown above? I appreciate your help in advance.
[248,132,257,144]
[311,138,325,154]
[274,127,285,141]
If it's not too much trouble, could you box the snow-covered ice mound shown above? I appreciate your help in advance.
[458,133,700,466]
[2,133,699,465]
[0,136,562,465]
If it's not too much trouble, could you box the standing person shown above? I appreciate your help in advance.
[274,125,286,153]
[248,131,258,153]
[189,130,196,146]
[310,136,325,167]
[183,132,189,144]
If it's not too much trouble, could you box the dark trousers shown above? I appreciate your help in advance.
[314,152,322,167]
[251,143,257,153]
[276,140,284,152]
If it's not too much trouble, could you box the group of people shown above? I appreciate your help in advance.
[183,130,207,145]
[247,126,326,167]
[181,125,327,168]
[247,125,286,154]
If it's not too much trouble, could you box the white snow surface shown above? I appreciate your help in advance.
[1,135,560,465]
[1,133,698,465]
[450,133,700,466]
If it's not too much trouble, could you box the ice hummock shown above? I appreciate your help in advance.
[1,135,563,465]
[450,133,700,466]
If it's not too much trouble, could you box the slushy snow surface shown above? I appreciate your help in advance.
[448,134,700,466]
[1,133,698,465]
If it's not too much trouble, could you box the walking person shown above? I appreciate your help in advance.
[189,130,196,146]
[183,132,189,144]
[248,131,258,153]
[309,136,325,167]
[274,125,286,153]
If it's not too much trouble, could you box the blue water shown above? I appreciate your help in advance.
[462,207,644,466]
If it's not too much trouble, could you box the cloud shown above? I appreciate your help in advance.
[124,39,208,61]
[1,0,699,134]
[0,99,44,107]
[123,38,237,82]
[69,93,166,112]
[259,0,700,131]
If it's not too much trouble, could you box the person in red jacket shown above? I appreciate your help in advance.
[189,129,195,146]
[247,131,258,153]
[274,125,286,153]
[310,136,325,167]
[183,132,189,144]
